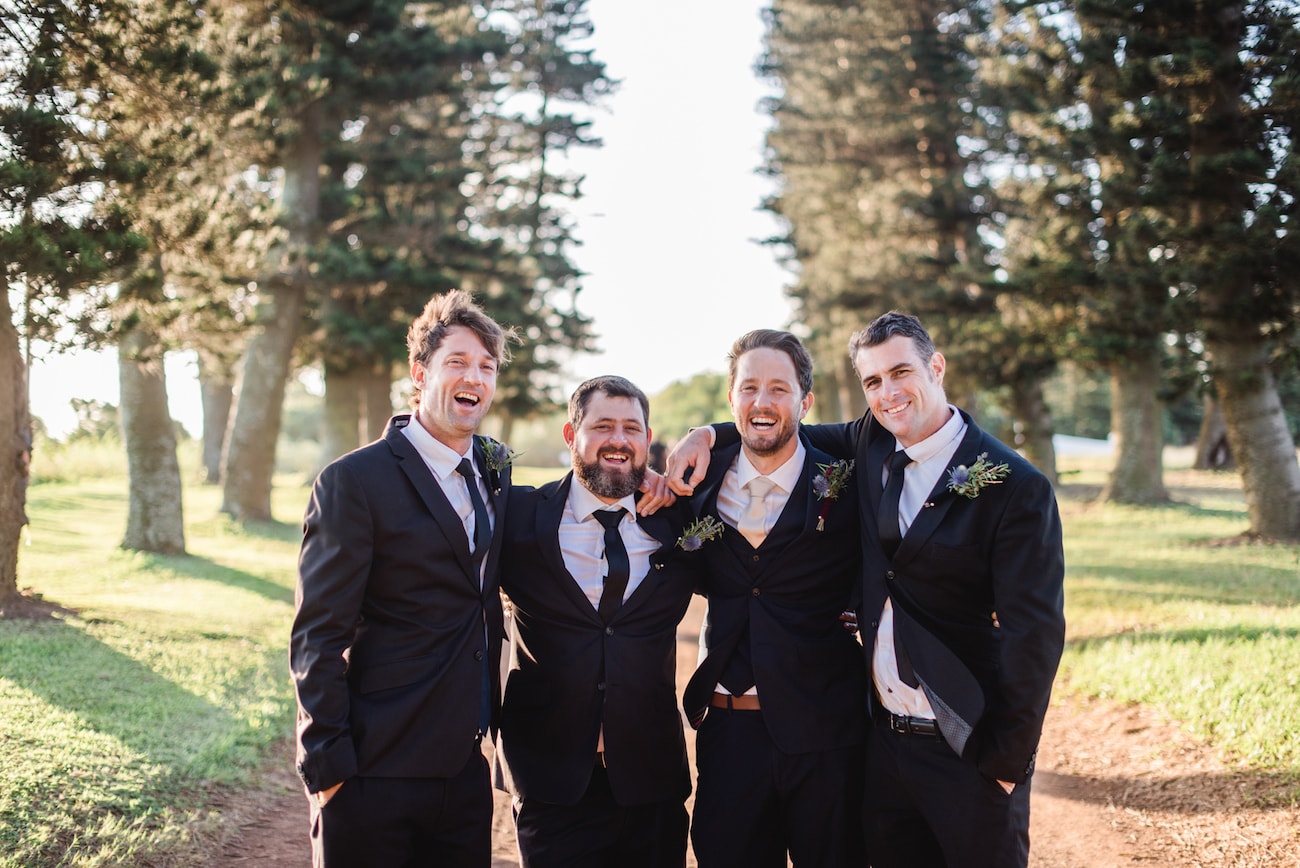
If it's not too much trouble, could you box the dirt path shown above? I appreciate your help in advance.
[221,599,1299,867]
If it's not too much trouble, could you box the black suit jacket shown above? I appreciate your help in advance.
[495,474,702,807]
[798,409,1066,784]
[681,436,866,754]
[291,415,509,794]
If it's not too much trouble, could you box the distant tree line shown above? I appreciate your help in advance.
[1,0,610,602]
[757,0,1299,540]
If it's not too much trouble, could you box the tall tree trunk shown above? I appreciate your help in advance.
[838,352,866,421]
[319,361,363,471]
[1101,353,1169,504]
[1206,336,1300,540]
[198,360,235,485]
[1182,2,1300,538]
[220,285,305,520]
[119,327,185,554]
[362,360,393,441]
[221,101,322,521]
[0,286,30,604]
[814,369,844,424]
[1192,392,1234,471]
[1009,372,1059,488]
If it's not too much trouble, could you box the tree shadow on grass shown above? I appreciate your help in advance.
[228,517,302,545]
[133,551,294,606]
[0,616,274,865]
[1067,624,1300,649]
[1066,546,1300,607]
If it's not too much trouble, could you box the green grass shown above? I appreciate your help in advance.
[2,442,1298,865]
[1054,449,1300,773]
[3,442,308,867]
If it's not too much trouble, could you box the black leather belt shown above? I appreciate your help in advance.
[878,710,942,738]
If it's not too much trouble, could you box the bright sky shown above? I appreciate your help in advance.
[26,0,792,439]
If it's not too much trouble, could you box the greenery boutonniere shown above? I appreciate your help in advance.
[480,438,520,494]
[677,515,725,551]
[946,452,1010,499]
[813,459,855,531]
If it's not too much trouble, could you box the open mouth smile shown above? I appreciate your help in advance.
[454,391,481,408]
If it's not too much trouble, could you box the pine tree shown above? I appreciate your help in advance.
[1,1,147,602]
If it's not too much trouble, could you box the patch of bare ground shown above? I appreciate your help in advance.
[213,601,1300,867]
[1030,694,1299,868]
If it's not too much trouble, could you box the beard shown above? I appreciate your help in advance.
[739,415,798,458]
[573,449,647,500]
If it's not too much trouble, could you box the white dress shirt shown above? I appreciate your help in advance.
[558,480,657,610]
[873,406,966,718]
[401,419,493,581]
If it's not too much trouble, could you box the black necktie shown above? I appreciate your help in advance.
[879,449,920,688]
[878,449,911,559]
[456,458,490,570]
[593,509,630,621]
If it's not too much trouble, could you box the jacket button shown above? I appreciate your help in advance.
[605,626,615,636]
[751,554,760,562]
[473,650,484,661]
[597,681,606,691]
[886,570,895,579]
[752,587,761,596]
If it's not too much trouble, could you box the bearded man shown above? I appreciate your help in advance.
[679,329,866,868]
[494,375,704,868]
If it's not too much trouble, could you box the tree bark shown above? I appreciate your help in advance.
[1101,353,1169,504]
[0,286,30,604]
[1009,372,1059,488]
[198,362,235,485]
[1206,336,1300,540]
[119,326,186,554]
[220,284,305,521]
[362,360,393,442]
[319,361,363,471]
[1192,392,1234,471]
[220,100,322,521]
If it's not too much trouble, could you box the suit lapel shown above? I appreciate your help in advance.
[477,436,510,594]
[536,474,605,623]
[386,419,477,582]
[615,501,681,617]
[893,413,984,564]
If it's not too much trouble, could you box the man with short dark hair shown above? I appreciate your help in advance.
[292,289,518,868]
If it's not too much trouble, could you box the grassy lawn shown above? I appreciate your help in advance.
[1,442,1296,865]
[1054,451,1300,771]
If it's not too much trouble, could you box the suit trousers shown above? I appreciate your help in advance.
[513,759,689,868]
[864,721,1031,868]
[309,748,492,868]
[691,707,865,868]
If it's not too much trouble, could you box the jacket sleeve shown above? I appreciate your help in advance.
[290,461,371,792]
[977,467,1066,783]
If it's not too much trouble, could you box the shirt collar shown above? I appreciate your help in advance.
[568,474,636,524]
[899,405,966,465]
[736,438,806,494]
[401,417,474,480]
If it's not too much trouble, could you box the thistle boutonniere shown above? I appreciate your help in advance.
[677,515,725,551]
[480,438,520,494]
[813,459,855,531]
[946,452,1010,499]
